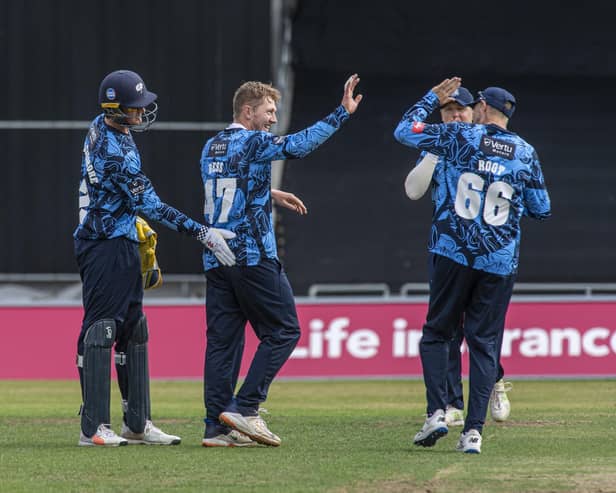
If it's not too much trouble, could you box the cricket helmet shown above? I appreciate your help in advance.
[98,70,158,131]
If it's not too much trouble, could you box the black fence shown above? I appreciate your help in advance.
[2,0,614,295]
[1,0,272,273]
[280,1,616,293]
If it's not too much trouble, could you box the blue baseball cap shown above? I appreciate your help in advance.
[472,87,516,118]
[441,86,474,108]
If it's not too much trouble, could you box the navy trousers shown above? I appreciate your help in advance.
[75,237,144,401]
[446,324,465,410]
[204,259,300,422]
[421,254,514,433]
[446,326,506,410]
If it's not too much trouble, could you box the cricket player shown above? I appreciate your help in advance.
[200,74,362,447]
[394,77,551,453]
[74,69,235,446]
[404,87,513,428]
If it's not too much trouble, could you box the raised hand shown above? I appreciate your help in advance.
[431,77,462,106]
[341,74,363,114]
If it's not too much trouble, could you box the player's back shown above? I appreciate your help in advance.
[429,122,550,275]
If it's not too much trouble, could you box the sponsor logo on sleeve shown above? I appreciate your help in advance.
[480,136,516,159]
[411,122,425,133]
[129,179,146,196]
[208,141,228,157]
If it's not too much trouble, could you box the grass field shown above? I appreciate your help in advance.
[1,379,616,492]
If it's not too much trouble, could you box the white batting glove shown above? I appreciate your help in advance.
[198,227,237,266]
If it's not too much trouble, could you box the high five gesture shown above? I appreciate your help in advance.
[341,73,363,114]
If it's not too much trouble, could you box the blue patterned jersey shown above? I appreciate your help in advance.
[200,105,350,269]
[395,91,551,275]
[74,114,205,242]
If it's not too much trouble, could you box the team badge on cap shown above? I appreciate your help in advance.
[136,82,144,94]
[106,87,116,100]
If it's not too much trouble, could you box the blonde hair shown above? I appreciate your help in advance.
[232,81,281,119]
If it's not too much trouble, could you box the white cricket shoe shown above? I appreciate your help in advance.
[455,429,482,454]
[121,420,181,445]
[78,424,128,447]
[490,379,513,422]
[219,412,281,447]
[202,428,258,448]
[413,409,448,447]
[445,405,465,426]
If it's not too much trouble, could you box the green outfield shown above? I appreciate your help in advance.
[1,379,615,492]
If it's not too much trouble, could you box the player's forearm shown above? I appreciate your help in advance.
[404,153,438,200]
[138,200,207,238]
[393,91,440,147]
[283,105,350,158]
